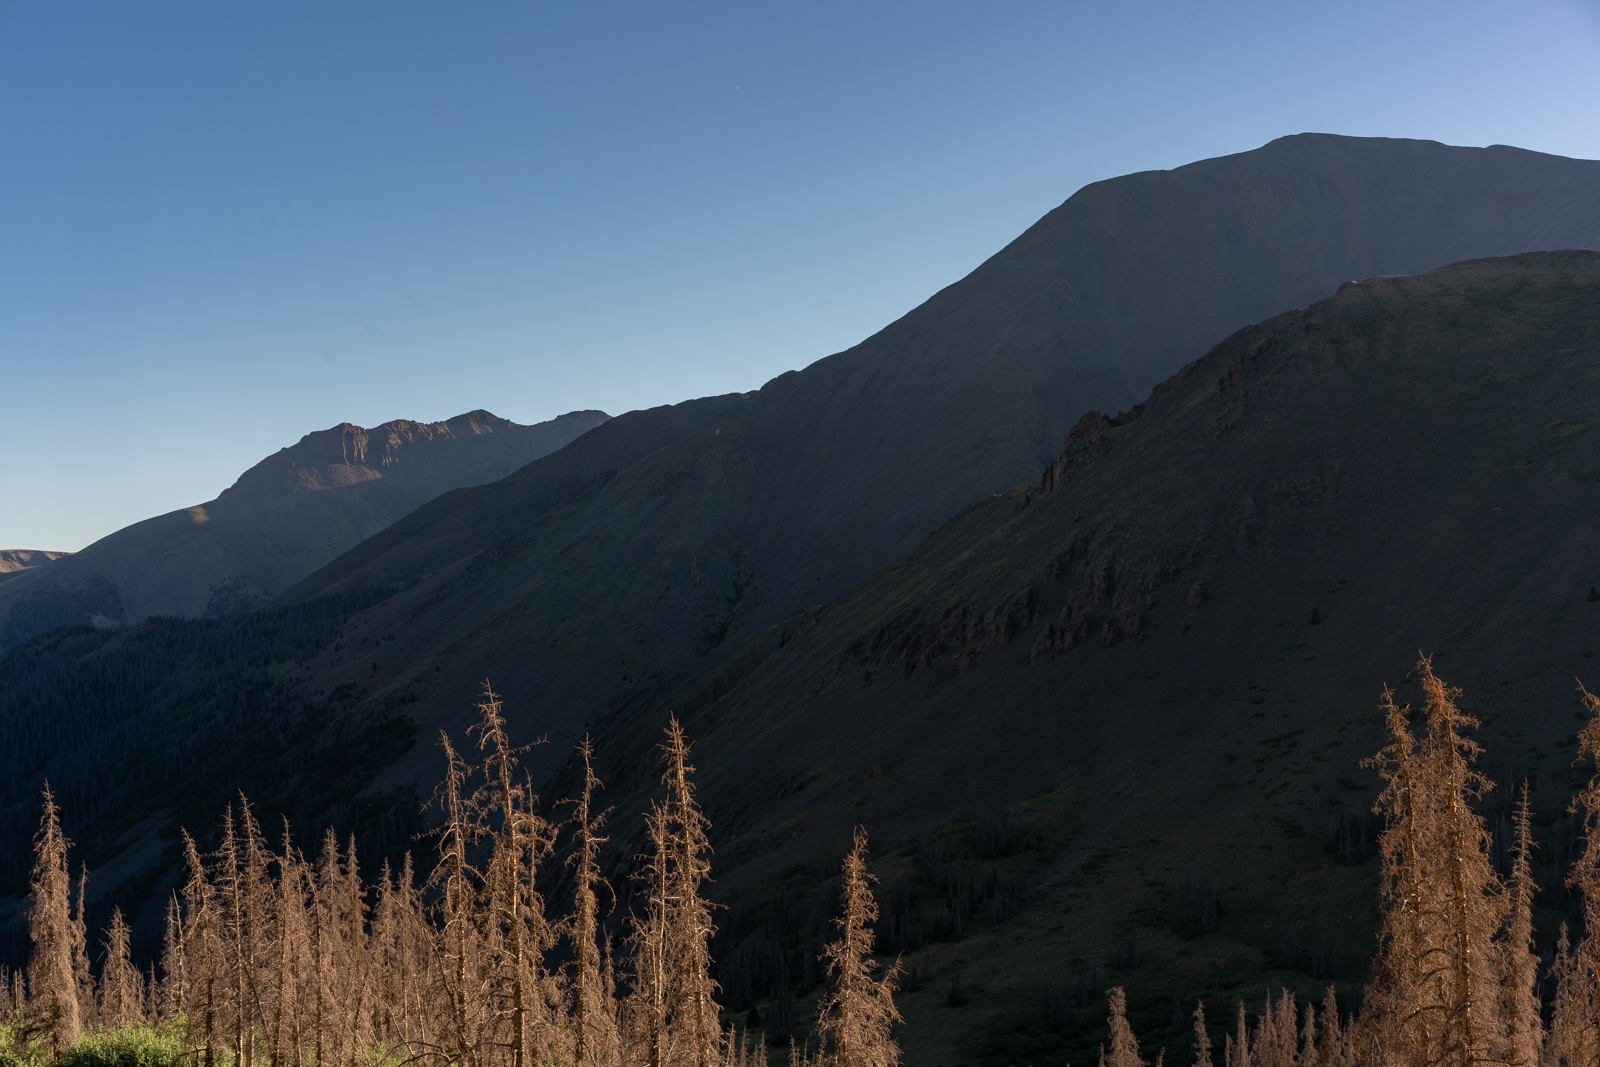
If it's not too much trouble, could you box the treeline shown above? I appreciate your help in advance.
[0,587,410,902]
[0,688,901,1067]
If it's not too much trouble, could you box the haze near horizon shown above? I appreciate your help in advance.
[4,0,1600,551]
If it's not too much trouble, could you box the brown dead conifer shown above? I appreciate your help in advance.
[1103,987,1143,1067]
[472,682,554,1067]
[100,907,143,1028]
[337,833,375,1067]
[159,892,187,1020]
[1558,682,1600,1066]
[424,729,490,1067]
[371,859,402,1045]
[271,824,311,1067]
[69,864,91,1029]
[566,736,617,1067]
[389,852,437,1055]
[310,829,339,1067]
[816,827,902,1067]
[1193,1002,1213,1067]
[626,799,673,1067]
[1363,659,1505,1067]
[1502,783,1543,1067]
[218,806,252,1067]
[1316,988,1343,1067]
[1299,1001,1316,1067]
[1548,922,1583,1067]
[235,797,273,1067]
[1363,685,1431,1067]
[28,785,82,1059]
[661,716,722,1067]
[182,829,225,1067]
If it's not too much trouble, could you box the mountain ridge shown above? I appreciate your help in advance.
[274,133,1600,793]
[0,408,608,647]
[0,551,70,587]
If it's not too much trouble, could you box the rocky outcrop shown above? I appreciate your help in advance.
[848,587,1039,679]
[1037,412,1113,493]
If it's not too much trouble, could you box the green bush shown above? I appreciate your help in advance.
[0,1014,48,1067]
[54,1021,187,1067]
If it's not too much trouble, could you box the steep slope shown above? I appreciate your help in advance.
[0,551,69,585]
[567,252,1600,1064]
[0,408,607,647]
[282,134,1600,784]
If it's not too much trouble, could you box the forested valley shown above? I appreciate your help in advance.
[5,659,1600,1067]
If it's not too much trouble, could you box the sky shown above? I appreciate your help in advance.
[3,1,1600,552]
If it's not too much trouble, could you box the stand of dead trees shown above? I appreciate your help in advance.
[0,686,901,1067]
[1097,656,1600,1067]
[28,654,1600,1067]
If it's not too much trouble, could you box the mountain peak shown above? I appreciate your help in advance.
[0,407,611,645]
[223,409,608,498]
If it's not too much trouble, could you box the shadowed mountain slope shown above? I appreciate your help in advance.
[0,408,607,648]
[559,252,1600,1064]
[7,255,1600,1060]
[280,134,1600,783]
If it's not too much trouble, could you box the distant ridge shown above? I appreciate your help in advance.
[0,551,70,586]
[0,408,608,647]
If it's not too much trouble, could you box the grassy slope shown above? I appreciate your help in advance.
[567,252,1600,1066]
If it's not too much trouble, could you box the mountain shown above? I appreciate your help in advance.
[275,133,1600,788]
[9,253,1599,1063]
[11,131,1600,1034]
[0,551,69,586]
[0,408,608,648]
[562,251,1600,1063]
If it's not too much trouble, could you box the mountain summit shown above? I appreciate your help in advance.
[0,408,608,647]
[276,134,1600,782]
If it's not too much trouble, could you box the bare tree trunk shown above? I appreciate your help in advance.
[1502,784,1543,1067]
[476,685,530,1067]
[627,802,672,1067]
[160,893,188,1021]
[661,717,721,1067]
[567,737,611,1067]
[181,831,221,1067]
[273,828,308,1067]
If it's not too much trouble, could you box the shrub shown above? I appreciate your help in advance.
[0,1014,49,1067]
[54,1021,187,1067]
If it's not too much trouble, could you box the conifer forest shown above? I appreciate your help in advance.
[4,658,1600,1067]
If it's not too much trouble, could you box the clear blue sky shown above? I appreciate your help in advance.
[4,0,1599,551]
